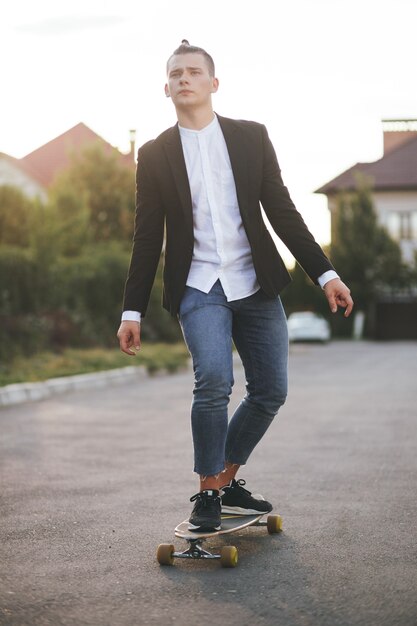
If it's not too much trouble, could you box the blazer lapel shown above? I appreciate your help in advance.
[217,115,250,221]
[163,125,193,237]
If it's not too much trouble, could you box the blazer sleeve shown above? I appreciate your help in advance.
[259,125,335,283]
[122,146,165,316]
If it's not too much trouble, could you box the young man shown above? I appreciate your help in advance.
[117,40,353,531]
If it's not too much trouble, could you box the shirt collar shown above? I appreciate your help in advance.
[178,114,219,137]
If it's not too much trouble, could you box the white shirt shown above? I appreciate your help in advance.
[180,114,260,300]
[122,116,338,323]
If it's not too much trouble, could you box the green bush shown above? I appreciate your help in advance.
[0,145,183,361]
[0,246,39,314]
[55,242,130,346]
[0,345,190,387]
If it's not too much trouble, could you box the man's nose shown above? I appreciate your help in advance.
[179,74,189,84]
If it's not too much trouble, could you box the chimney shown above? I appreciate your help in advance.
[382,119,417,155]
[129,129,137,160]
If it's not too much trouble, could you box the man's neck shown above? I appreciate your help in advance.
[176,106,215,130]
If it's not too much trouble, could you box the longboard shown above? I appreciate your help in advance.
[157,512,283,568]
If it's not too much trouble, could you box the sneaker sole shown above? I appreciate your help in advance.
[188,523,221,531]
[221,505,272,515]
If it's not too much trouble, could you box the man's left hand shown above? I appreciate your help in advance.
[323,278,354,317]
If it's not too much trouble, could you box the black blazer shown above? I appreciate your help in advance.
[123,114,335,317]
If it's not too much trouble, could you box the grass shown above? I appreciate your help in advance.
[0,343,190,387]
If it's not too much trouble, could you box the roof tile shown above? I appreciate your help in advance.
[20,122,134,187]
[316,133,417,194]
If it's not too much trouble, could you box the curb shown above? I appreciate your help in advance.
[0,365,149,408]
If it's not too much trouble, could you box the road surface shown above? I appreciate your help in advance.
[1,341,416,625]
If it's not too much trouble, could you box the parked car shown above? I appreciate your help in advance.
[287,311,331,343]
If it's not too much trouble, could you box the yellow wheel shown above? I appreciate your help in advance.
[220,545,238,568]
[156,543,175,565]
[267,514,283,534]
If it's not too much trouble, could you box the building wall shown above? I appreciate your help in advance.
[0,158,47,201]
[328,190,417,265]
[374,191,417,265]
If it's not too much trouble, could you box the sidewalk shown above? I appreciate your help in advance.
[0,365,147,407]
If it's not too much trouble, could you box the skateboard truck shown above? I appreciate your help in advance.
[173,539,222,561]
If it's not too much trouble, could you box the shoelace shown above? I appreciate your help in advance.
[190,491,219,505]
[230,479,252,496]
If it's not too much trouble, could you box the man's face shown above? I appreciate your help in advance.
[165,53,218,110]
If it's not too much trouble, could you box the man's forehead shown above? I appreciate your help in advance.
[167,53,208,72]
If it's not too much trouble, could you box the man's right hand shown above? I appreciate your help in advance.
[117,321,141,356]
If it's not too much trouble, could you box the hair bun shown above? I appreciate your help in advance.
[181,39,190,46]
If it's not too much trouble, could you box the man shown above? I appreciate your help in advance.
[117,40,353,532]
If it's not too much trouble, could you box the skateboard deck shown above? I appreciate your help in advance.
[157,512,283,568]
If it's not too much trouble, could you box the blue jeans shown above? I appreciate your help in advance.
[178,281,288,476]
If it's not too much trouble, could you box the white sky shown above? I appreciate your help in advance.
[1,0,416,261]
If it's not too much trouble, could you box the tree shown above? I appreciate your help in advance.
[330,179,409,333]
[0,147,183,356]
[281,261,330,319]
[47,186,92,256]
[0,185,33,246]
[50,145,135,243]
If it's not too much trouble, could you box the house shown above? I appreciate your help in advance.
[0,123,136,199]
[316,119,417,339]
[316,119,417,265]
[0,152,47,201]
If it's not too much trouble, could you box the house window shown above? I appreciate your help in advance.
[386,212,417,241]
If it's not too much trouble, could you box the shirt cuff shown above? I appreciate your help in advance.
[317,270,340,289]
[121,311,141,323]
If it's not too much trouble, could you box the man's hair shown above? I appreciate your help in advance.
[166,39,215,77]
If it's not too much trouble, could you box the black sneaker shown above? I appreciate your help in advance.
[188,489,222,531]
[221,479,273,515]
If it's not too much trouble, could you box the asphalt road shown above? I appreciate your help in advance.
[1,341,416,626]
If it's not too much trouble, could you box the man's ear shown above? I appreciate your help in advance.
[164,84,171,98]
[211,77,219,94]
